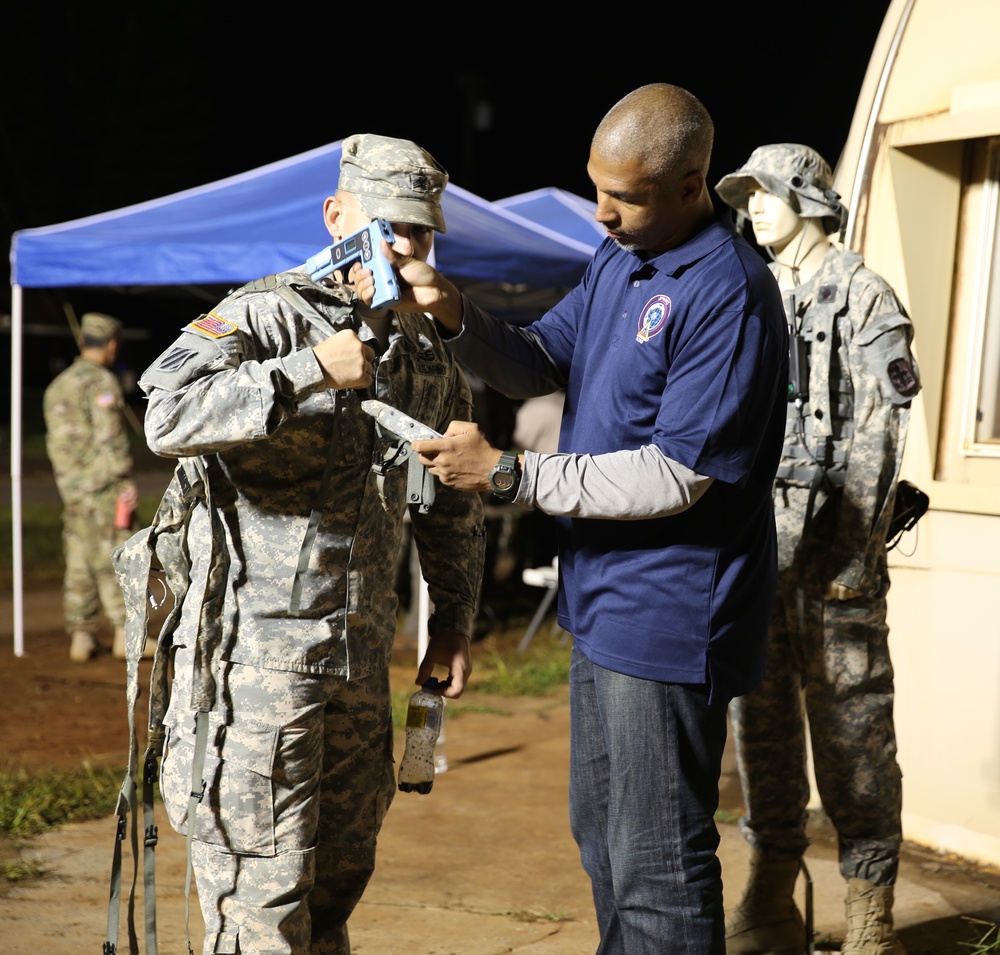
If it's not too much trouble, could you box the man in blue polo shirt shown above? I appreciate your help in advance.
[353,83,788,953]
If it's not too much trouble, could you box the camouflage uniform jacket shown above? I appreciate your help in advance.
[138,270,485,682]
[44,356,133,504]
[775,248,920,596]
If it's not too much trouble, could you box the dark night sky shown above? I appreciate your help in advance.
[1,3,893,391]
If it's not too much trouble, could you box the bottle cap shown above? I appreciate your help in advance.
[422,677,441,691]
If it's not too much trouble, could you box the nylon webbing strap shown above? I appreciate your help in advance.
[105,774,138,955]
[106,460,204,954]
[142,737,162,953]
[184,710,210,955]
[290,400,340,614]
[106,526,155,955]
[796,443,835,635]
[371,430,436,514]
[406,453,436,513]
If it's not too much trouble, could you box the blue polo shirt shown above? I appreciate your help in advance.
[530,213,787,703]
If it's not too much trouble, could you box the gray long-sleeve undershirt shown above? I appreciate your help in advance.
[452,295,714,520]
[516,446,714,519]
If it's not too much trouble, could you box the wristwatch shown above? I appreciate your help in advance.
[488,450,522,500]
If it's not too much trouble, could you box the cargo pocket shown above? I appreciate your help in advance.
[160,715,280,856]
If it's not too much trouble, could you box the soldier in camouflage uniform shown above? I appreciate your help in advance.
[715,144,920,955]
[43,312,138,662]
[137,135,486,955]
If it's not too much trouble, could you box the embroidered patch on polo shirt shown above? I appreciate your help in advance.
[636,295,671,343]
[190,313,238,338]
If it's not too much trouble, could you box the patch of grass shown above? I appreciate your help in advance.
[959,918,1000,953]
[0,501,64,590]
[2,860,42,882]
[0,492,165,590]
[390,624,570,729]
[466,637,571,697]
[0,763,123,839]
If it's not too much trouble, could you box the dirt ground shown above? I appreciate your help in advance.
[2,577,1000,954]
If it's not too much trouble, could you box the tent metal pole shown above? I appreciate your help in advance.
[10,284,25,656]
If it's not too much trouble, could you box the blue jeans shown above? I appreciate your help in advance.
[569,646,728,954]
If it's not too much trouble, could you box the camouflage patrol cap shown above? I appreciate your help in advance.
[339,133,449,234]
[80,312,123,342]
[715,143,846,235]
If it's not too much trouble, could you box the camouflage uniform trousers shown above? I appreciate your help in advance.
[729,484,903,885]
[60,485,128,635]
[161,647,397,954]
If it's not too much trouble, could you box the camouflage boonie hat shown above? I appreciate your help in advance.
[80,312,123,342]
[715,143,845,235]
[339,133,449,234]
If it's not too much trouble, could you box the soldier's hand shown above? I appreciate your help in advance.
[411,422,501,493]
[350,241,464,333]
[416,629,473,698]
[118,481,139,509]
[312,330,376,390]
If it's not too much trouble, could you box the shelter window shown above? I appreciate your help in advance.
[969,138,1000,448]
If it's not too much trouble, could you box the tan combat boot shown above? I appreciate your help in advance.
[70,631,97,662]
[843,878,906,954]
[725,852,805,954]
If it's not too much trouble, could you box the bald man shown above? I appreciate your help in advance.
[353,84,789,953]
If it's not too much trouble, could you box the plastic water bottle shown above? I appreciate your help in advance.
[398,678,445,794]
[434,717,448,775]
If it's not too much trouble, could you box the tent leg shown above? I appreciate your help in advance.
[10,283,25,656]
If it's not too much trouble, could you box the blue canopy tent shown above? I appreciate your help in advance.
[8,139,599,654]
[494,187,604,248]
[10,141,598,289]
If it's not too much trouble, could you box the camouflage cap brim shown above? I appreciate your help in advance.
[715,169,789,212]
[716,142,843,224]
[339,133,449,234]
[352,192,447,234]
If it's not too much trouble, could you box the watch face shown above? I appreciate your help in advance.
[491,469,515,491]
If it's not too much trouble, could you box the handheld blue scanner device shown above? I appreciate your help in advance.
[307,219,401,310]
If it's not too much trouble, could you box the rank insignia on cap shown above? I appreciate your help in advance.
[190,313,238,338]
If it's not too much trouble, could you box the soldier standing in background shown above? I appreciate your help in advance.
[715,144,920,955]
[43,311,138,661]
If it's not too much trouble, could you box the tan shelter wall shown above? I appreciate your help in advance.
[829,0,1000,867]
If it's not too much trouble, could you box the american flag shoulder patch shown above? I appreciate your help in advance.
[190,312,238,338]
